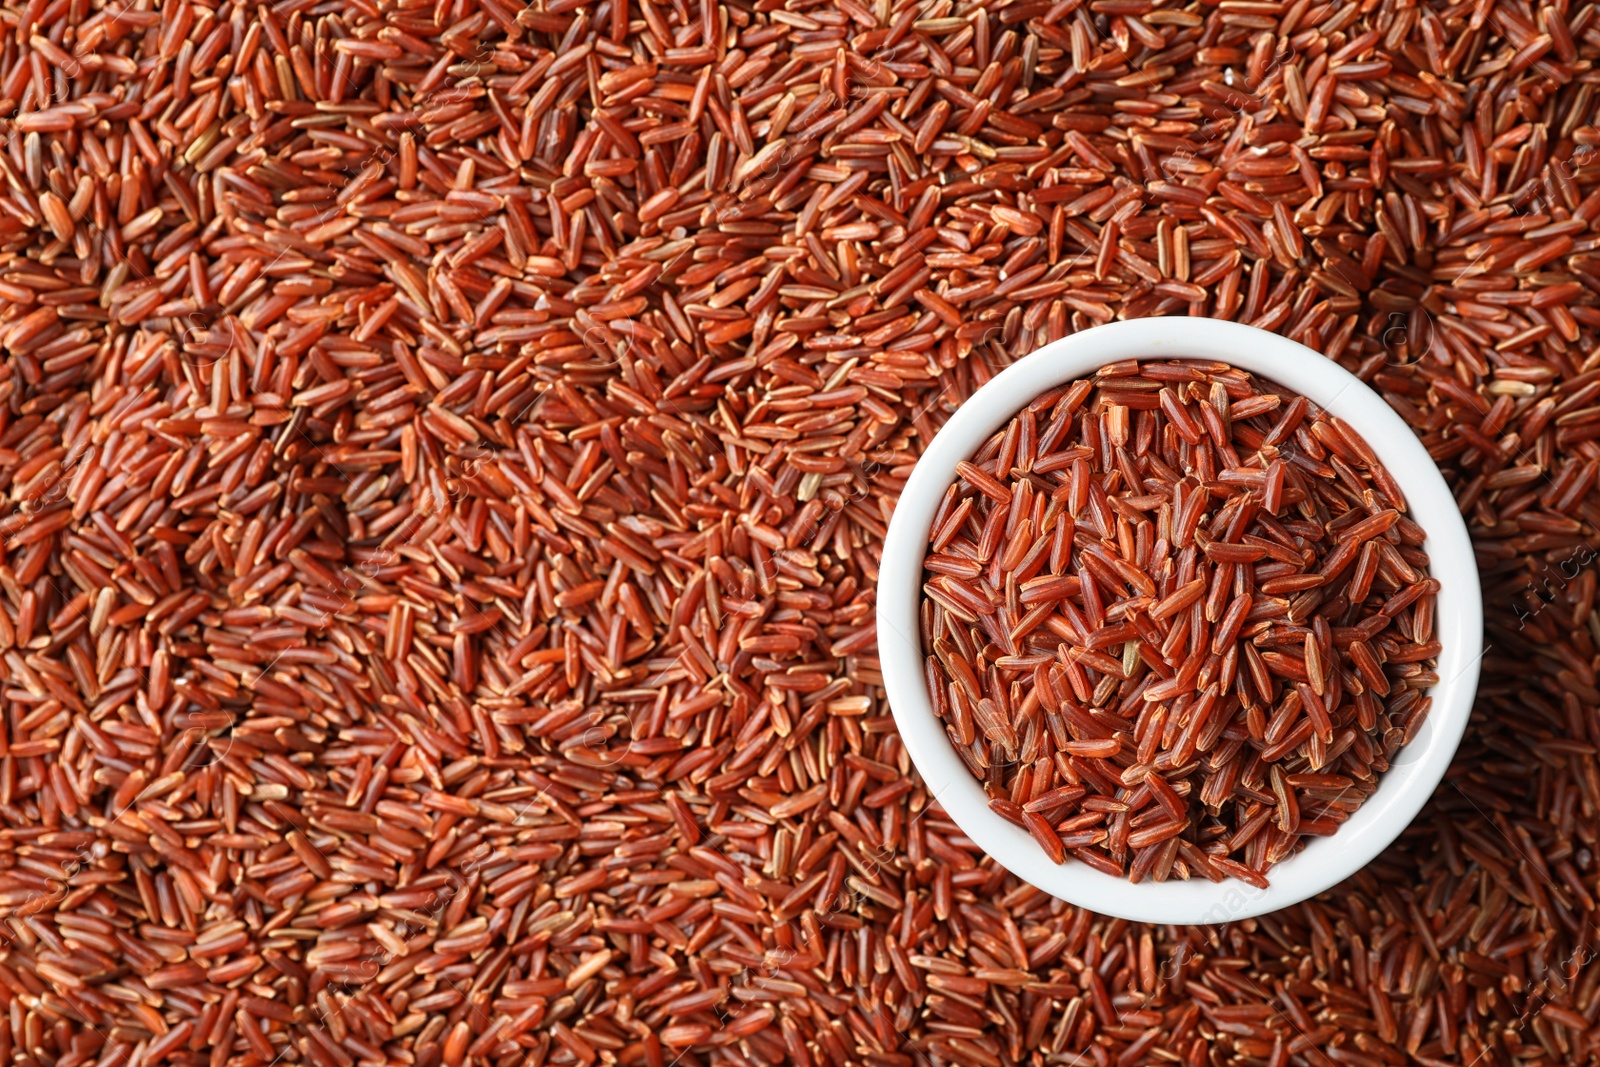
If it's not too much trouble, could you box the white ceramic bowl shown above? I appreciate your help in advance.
[877,318,1482,924]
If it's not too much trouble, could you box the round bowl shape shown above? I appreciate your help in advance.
[877,317,1482,925]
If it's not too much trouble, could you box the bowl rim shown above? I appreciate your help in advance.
[875,317,1483,925]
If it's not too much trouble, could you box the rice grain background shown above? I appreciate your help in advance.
[0,0,1595,1064]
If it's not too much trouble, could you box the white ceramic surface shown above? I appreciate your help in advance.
[876,317,1482,924]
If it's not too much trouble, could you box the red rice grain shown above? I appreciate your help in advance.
[924,363,1437,882]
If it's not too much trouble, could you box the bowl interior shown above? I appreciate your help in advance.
[876,318,1483,924]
